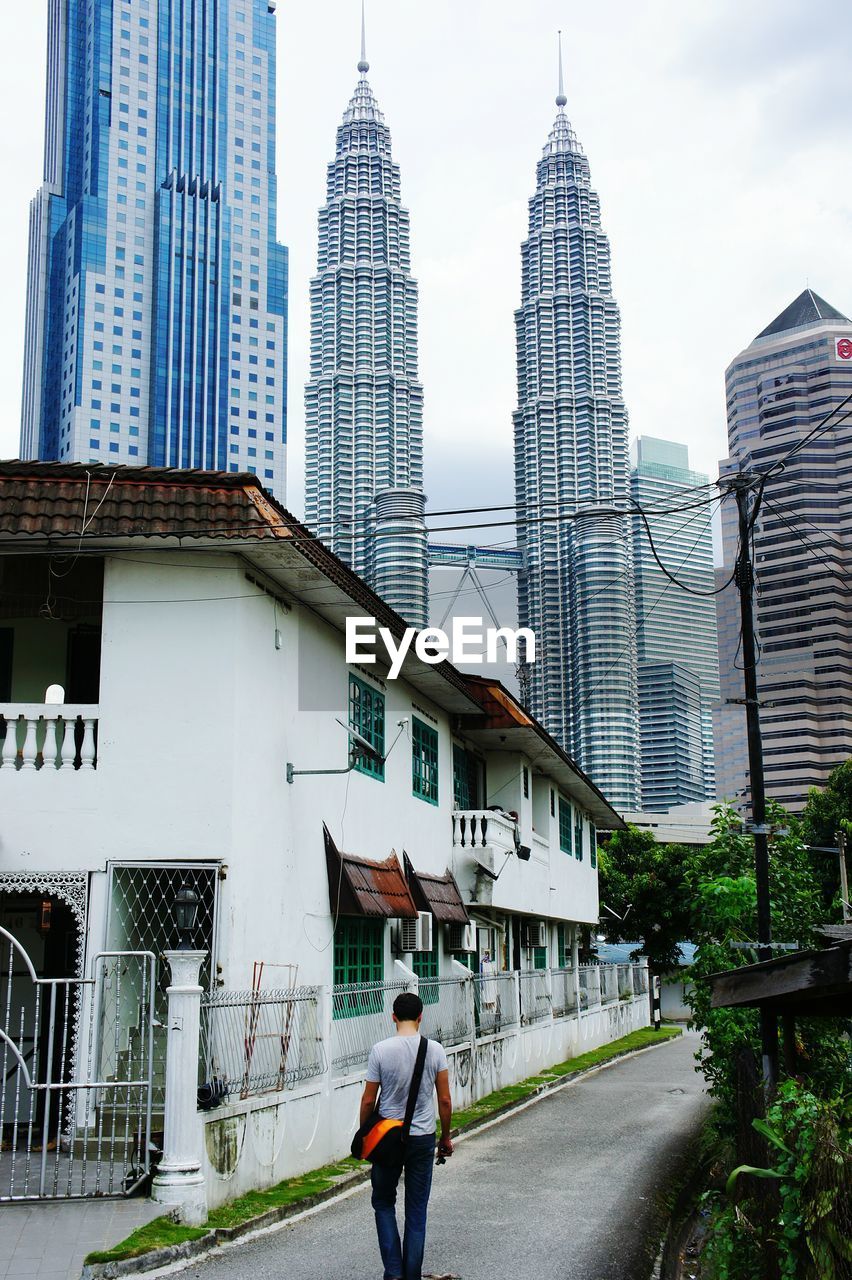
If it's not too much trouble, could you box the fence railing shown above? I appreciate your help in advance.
[200,987,325,1101]
[331,980,409,1073]
[473,970,519,1037]
[551,967,578,1018]
[418,976,473,1047]
[518,968,551,1024]
[600,965,619,1005]
[202,964,651,1086]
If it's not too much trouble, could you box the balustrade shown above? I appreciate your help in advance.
[0,705,99,771]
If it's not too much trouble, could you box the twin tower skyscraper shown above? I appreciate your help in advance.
[21,4,639,809]
[306,24,639,807]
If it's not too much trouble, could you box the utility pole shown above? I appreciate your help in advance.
[836,829,850,924]
[731,473,778,1088]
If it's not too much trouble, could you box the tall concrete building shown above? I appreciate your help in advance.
[513,44,639,810]
[21,0,288,492]
[714,288,852,812]
[631,437,719,810]
[304,14,427,627]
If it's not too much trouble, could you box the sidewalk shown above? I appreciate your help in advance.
[0,1199,161,1280]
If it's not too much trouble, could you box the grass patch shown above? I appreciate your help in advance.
[452,1026,681,1129]
[83,1219,209,1264]
[83,1157,360,1264]
[87,1029,680,1267]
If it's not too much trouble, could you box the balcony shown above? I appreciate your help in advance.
[451,809,519,906]
[0,705,99,771]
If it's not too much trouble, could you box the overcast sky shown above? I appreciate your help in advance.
[1,0,851,532]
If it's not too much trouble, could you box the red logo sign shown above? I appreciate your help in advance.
[836,337,852,361]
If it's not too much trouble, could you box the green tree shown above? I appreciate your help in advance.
[801,758,852,913]
[597,825,691,970]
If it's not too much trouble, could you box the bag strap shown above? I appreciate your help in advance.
[401,1036,429,1141]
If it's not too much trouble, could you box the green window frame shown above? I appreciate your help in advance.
[349,673,385,780]
[452,743,471,809]
[533,945,547,970]
[412,717,439,805]
[332,918,384,1019]
[412,938,439,1005]
[558,796,572,854]
[557,923,570,969]
[590,824,597,869]
[574,814,583,861]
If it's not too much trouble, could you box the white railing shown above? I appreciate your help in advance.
[518,968,551,1024]
[473,969,519,1036]
[551,967,578,1018]
[579,966,601,1010]
[331,979,409,1073]
[0,704,99,771]
[200,987,325,1102]
[418,976,472,1048]
[601,965,619,1005]
[451,808,517,853]
[323,963,646,1079]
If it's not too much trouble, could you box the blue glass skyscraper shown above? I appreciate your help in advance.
[21,0,288,493]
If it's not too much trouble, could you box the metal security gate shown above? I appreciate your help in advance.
[0,926,155,1200]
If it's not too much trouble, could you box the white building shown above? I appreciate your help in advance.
[0,460,647,1210]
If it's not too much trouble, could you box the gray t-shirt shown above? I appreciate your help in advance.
[366,1035,449,1137]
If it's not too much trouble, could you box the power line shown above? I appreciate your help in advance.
[759,391,852,481]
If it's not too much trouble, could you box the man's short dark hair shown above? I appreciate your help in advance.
[393,992,423,1022]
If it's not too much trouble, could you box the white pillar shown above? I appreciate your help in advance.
[152,950,208,1225]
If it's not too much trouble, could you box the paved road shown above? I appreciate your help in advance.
[188,1032,708,1280]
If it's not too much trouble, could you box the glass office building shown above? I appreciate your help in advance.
[304,26,427,628]
[21,0,288,493]
[513,54,639,809]
[630,437,719,809]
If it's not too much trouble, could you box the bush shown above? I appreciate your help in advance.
[703,1081,852,1280]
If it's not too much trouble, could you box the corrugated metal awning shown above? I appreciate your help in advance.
[324,825,418,919]
[404,853,470,924]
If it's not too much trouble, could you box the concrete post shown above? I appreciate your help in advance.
[152,950,208,1225]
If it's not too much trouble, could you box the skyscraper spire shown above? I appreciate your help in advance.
[358,0,369,74]
[556,30,567,108]
[513,58,639,810]
[305,17,428,627]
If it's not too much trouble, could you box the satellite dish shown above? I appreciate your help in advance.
[334,717,385,763]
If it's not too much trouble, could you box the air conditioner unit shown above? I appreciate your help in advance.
[447,921,476,953]
[522,920,546,948]
[398,911,434,953]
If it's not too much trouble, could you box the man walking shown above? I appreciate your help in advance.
[360,992,454,1280]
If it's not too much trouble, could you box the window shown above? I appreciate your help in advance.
[557,924,569,969]
[533,945,547,970]
[522,766,529,799]
[590,825,597,869]
[574,813,584,861]
[412,938,439,1005]
[452,744,473,808]
[332,918,383,1019]
[412,717,438,804]
[558,797,572,854]
[550,789,555,817]
[348,674,384,780]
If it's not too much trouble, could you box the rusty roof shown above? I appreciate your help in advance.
[0,460,287,541]
[403,854,469,924]
[324,826,418,919]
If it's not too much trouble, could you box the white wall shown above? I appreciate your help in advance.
[1,549,600,989]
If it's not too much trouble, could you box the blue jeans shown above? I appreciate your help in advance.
[370,1133,436,1280]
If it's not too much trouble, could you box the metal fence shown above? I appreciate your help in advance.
[331,980,409,1074]
[200,987,325,1101]
[600,965,619,1004]
[473,970,518,1037]
[518,968,551,1025]
[418,977,472,1048]
[617,965,634,1000]
[550,967,578,1018]
[579,966,601,1010]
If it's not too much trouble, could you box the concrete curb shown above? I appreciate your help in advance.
[82,1031,683,1280]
